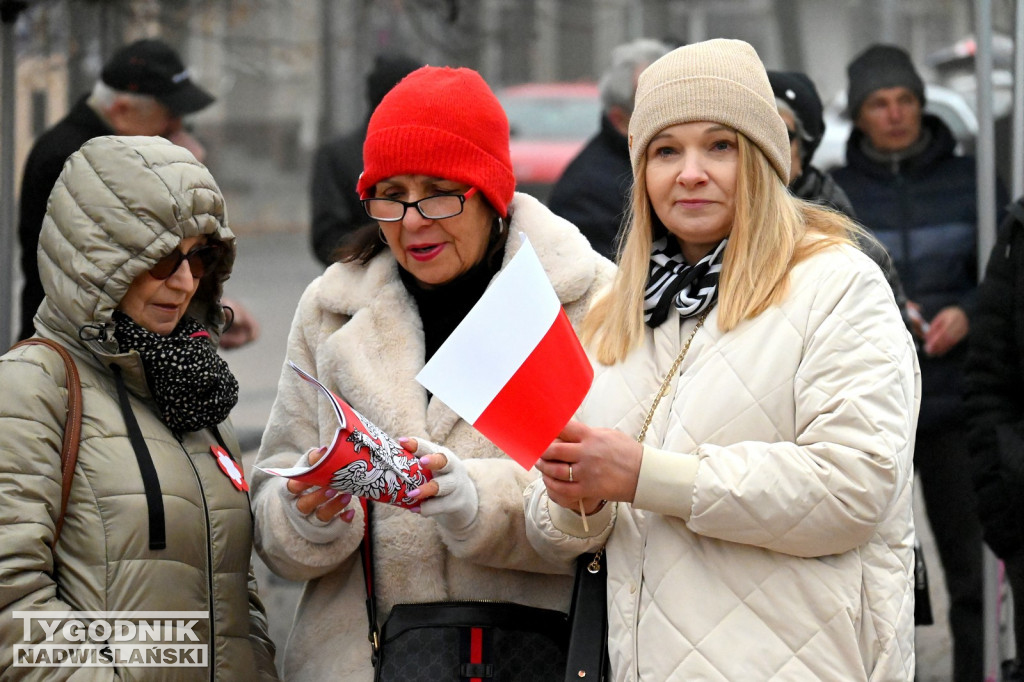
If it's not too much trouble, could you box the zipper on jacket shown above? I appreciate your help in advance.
[179,435,217,681]
[896,175,915,289]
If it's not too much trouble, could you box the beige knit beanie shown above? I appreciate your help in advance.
[628,38,791,182]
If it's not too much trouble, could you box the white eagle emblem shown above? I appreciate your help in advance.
[329,408,429,505]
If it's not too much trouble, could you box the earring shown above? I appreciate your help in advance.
[378,226,388,245]
[497,217,505,234]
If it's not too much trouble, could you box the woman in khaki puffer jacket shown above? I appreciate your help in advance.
[0,136,278,680]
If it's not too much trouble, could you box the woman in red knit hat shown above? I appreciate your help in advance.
[250,65,615,680]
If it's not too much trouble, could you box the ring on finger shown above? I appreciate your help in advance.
[568,464,574,483]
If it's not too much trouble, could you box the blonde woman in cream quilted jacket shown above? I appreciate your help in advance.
[526,39,919,681]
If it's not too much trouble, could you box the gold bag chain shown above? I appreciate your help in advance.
[586,309,708,574]
[636,310,709,444]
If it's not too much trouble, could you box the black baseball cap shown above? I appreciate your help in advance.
[101,39,215,115]
[768,70,825,163]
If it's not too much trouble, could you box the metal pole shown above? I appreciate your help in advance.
[972,3,1001,679]
[628,0,643,40]
[687,1,707,45]
[317,0,334,143]
[479,0,502,85]
[983,552,1005,680]
[975,0,997,274]
[531,0,558,83]
[772,0,804,71]
[1012,0,1024,198]
[878,0,899,44]
[0,1,26,351]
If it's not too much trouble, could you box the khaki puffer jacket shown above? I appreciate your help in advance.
[251,193,615,681]
[0,136,277,680]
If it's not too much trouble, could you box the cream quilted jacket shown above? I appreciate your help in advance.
[527,243,920,681]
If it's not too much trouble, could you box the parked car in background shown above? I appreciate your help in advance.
[498,82,600,202]
[812,83,978,172]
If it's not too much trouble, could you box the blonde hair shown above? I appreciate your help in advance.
[582,132,863,365]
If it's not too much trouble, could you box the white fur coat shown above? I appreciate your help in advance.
[251,192,615,681]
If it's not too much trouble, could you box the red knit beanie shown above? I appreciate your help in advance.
[357,66,515,218]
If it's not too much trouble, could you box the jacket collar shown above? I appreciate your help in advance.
[843,113,957,178]
[31,322,155,401]
[597,114,630,158]
[67,96,115,135]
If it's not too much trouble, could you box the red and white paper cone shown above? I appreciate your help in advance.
[260,364,432,509]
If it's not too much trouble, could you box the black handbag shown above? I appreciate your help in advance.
[564,549,609,681]
[360,500,608,681]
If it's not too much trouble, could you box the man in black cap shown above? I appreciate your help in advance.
[833,43,1008,682]
[308,53,422,266]
[16,38,215,342]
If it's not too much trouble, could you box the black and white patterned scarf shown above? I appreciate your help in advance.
[643,236,727,328]
[113,311,239,433]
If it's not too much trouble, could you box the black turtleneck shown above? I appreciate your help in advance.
[399,253,504,363]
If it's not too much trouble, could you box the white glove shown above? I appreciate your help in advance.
[278,449,348,544]
[417,440,479,532]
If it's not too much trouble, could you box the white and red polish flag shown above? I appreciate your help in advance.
[416,235,593,470]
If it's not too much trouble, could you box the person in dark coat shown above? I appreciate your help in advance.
[17,39,215,343]
[768,69,908,311]
[832,43,1008,682]
[547,38,671,260]
[769,70,856,216]
[308,53,422,266]
[966,198,1024,682]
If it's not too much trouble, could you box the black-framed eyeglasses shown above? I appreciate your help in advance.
[362,187,478,222]
[149,244,221,280]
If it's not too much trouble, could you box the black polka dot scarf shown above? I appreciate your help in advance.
[112,311,239,433]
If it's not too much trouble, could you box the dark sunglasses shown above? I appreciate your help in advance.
[149,244,221,280]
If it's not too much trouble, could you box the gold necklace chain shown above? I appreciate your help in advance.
[636,310,709,443]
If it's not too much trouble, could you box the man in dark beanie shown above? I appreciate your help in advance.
[308,52,423,266]
[16,38,216,343]
[844,44,925,128]
[833,42,1007,682]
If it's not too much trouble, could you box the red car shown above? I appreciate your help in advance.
[498,82,601,202]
